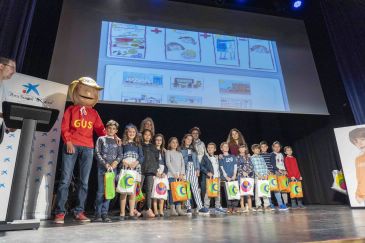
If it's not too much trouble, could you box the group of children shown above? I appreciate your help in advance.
[85,118,305,223]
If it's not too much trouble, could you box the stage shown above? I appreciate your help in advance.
[1,205,364,242]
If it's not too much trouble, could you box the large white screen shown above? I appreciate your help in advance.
[97,22,288,111]
[49,0,329,115]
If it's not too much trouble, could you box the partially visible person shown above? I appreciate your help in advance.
[227,128,246,156]
[0,57,17,141]
[284,146,305,209]
[190,127,206,163]
[139,117,155,136]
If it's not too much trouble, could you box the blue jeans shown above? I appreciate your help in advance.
[269,191,284,207]
[95,166,117,216]
[55,144,93,215]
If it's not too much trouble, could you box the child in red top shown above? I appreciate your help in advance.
[284,146,305,209]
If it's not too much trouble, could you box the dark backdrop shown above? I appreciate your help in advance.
[1,0,360,210]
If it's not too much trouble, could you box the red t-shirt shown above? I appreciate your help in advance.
[284,155,301,179]
[61,105,106,148]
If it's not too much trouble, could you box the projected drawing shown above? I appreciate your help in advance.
[123,72,163,87]
[213,35,239,66]
[122,93,162,104]
[170,77,204,90]
[221,98,252,109]
[165,29,201,62]
[219,79,251,95]
[249,39,275,70]
[168,95,202,105]
[108,23,146,59]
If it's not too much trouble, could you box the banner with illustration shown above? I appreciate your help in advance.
[334,125,365,208]
[0,73,67,220]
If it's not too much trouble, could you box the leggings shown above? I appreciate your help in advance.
[143,175,154,210]
[185,162,203,210]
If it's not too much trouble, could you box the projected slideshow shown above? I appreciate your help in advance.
[97,22,289,111]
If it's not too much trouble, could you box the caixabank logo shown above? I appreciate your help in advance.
[8,82,55,106]
[22,83,40,95]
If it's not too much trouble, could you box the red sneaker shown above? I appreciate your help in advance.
[74,212,91,222]
[54,213,65,224]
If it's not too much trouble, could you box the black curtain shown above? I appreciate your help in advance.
[0,0,37,70]
[320,0,365,125]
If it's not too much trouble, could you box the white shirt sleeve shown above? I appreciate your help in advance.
[0,81,4,114]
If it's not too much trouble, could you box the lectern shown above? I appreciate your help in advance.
[0,101,59,231]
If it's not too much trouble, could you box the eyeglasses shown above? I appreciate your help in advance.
[2,63,16,70]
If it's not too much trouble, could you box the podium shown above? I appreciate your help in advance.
[0,101,59,231]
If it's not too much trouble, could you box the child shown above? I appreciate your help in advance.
[270,141,289,211]
[219,142,239,213]
[141,129,160,218]
[227,128,246,156]
[284,146,305,209]
[119,123,144,220]
[260,140,287,211]
[180,134,209,215]
[349,128,365,204]
[165,137,186,216]
[190,127,207,200]
[237,144,255,213]
[201,143,226,213]
[153,133,168,217]
[250,144,270,211]
[93,120,123,222]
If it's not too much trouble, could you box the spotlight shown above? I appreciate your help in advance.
[293,0,302,9]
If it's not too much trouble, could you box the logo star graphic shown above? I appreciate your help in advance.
[22,83,40,95]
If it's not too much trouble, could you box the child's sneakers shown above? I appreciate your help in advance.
[102,214,112,223]
[299,204,306,209]
[54,213,65,224]
[279,204,289,211]
[270,205,276,211]
[215,207,227,214]
[263,206,272,212]
[92,215,103,222]
[249,208,257,212]
[198,207,210,215]
[186,209,193,216]
[74,212,91,222]
[256,206,263,212]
